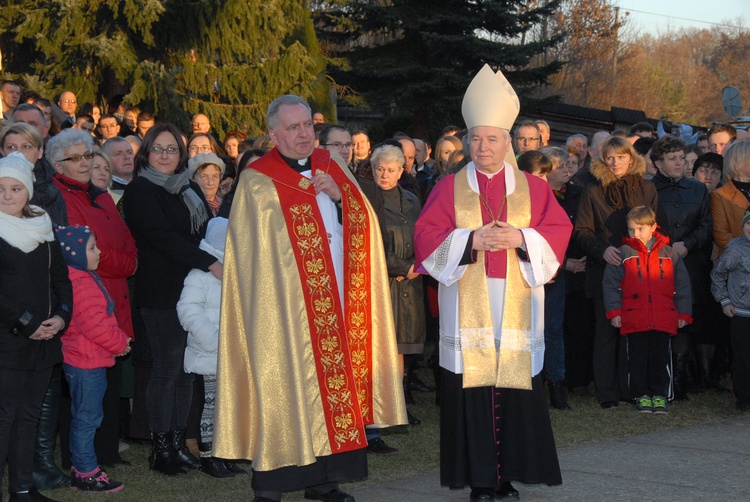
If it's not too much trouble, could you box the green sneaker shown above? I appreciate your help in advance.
[652,396,668,415]
[635,395,653,413]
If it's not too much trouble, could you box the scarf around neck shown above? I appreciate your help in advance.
[140,166,209,234]
[0,207,54,252]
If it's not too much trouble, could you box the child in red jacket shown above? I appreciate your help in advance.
[57,225,130,492]
[603,206,692,414]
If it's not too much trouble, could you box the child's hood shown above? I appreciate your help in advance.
[199,238,224,264]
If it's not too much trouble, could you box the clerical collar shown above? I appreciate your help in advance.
[279,151,310,174]
[476,164,505,180]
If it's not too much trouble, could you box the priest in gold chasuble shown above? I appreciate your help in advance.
[214,95,406,502]
[414,67,571,501]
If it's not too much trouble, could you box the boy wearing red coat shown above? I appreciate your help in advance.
[603,206,692,414]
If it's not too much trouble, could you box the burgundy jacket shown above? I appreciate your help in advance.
[53,174,138,339]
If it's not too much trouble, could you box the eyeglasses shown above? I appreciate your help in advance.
[150,146,180,155]
[189,145,212,153]
[58,151,95,163]
[516,137,540,143]
[60,99,77,104]
[321,142,353,149]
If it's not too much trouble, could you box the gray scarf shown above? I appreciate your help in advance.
[140,166,209,234]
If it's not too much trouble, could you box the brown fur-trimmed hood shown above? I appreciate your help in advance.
[590,154,646,187]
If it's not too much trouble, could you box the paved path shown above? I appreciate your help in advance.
[292,414,750,501]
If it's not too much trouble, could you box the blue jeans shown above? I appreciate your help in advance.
[543,274,566,382]
[64,364,107,472]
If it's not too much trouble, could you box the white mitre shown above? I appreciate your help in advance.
[462,64,520,167]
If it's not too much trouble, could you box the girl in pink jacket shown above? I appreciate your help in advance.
[57,225,130,493]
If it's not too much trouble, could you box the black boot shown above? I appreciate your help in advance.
[222,459,248,474]
[171,428,200,469]
[198,442,234,478]
[672,352,690,401]
[9,488,58,502]
[548,380,572,410]
[402,369,416,405]
[698,344,731,392]
[33,368,69,490]
[150,432,186,475]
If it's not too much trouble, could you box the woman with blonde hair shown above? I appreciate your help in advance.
[575,136,658,409]
[711,139,750,255]
[433,135,462,177]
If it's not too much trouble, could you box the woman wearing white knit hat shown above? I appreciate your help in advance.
[0,152,72,502]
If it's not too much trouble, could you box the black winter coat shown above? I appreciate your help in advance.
[0,238,71,370]
[379,186,426,349]
[575,157,658,298]
[31,158,68,227]
[123,177,215,309]
[652,172,714,304]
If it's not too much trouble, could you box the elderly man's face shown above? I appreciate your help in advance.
[514,126,541,154]
[58,91,77,115]
[192,114,210,133]
[470,126,510,175]
[1,83,21,111]
[398,139,416,172]
[270,104,315,160]
[13,109,49,139]
[107,141,135,179]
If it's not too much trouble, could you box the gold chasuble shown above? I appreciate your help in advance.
[454,165,533,390]
[214,148,406,472]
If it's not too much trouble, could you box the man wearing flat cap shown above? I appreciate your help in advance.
[414,65,570,501]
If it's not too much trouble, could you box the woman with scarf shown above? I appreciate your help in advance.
[0,153,72,502]
[123,123,219,476]
[48,129,138,469]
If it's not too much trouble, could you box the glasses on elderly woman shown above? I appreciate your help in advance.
[58,152,95,163]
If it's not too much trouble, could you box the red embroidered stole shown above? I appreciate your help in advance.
[252,149,374,453]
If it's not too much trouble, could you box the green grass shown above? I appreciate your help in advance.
[5,372,745,501]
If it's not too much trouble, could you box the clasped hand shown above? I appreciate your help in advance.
[312,172,341,202]
[472,221,523,252]
[29,315,65,341]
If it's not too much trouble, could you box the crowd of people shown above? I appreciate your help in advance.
[1,67,749,502]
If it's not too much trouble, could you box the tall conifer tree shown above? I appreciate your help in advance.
[1,0,332,136]
[313,0,563,137]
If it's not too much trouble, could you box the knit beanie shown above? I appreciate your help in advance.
[0,152,35,198]
[56,224,92,270]
[205,217,228,253]
[743,209,750,227]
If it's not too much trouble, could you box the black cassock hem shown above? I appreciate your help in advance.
[251,449,367,493]
[439,370,562,489]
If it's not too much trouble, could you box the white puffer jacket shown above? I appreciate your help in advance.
[177,239,223,375]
